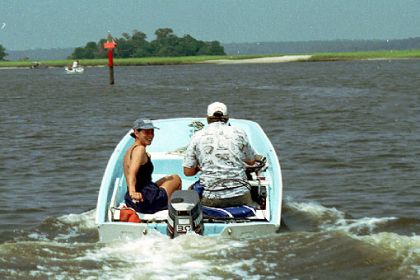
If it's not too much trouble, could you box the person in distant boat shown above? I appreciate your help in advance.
[183,102,259,208]
[72,60,79,69]
[124,119,182,213]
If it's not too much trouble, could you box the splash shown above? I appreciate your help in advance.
[361,233,420,276]
[57,209,97,230]
[14,209,99,243]
[284,197,419,277]
[285,198,397,234]
[77,233,252,279]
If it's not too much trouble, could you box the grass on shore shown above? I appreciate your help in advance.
[0,50,419,68]
[309,49,420,61]
[0,55,266,68]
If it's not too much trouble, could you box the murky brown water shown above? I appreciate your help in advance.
[0,61,419,279]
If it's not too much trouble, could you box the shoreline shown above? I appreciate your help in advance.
[1,50,420,68]
[0,57,313,69]
[203,55,312,64]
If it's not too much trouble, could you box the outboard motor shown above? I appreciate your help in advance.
[167,190,203,238]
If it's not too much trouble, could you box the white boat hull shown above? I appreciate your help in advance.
[65,66,84,74]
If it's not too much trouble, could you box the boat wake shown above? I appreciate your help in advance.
[284,198,399,234]
[0,198,418,279]
[0,209,280,279]
[283,197,420,276]
[82,233,251,279]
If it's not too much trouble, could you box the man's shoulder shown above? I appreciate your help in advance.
[193,123,246,136]
[225,125,247,135]
[191,127,207,138]
[189,128,210,145]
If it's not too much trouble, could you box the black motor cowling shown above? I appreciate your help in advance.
[167,190,203,238]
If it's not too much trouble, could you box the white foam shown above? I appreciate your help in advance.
[286,198,419,276]
[74,233,251,279]
[57,209,97,229]
[322,216,398,233]
[25,209,98,242]
[286,199,397,234]
[359,232,420,276]
[27,232,50,241]
[287,199,346,222]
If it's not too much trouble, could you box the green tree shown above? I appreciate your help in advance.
[132,30,153,57]
[115,37,134,58]
[151,28,180,56]
[154,28,175,40]
[97,38,108,58]
[132,30,147,42]
[0,44,7,60]
[84,41,98,58]
[70,41,98,59]
[70,27,225,59]
[198,41,225,55]
[176,35,202,56]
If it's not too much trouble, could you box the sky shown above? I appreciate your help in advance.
[1,0,420,51]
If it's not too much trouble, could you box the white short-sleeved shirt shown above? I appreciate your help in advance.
[183,122,256,199]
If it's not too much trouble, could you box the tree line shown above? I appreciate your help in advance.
[70,28,225,59]
[0,44,6,60]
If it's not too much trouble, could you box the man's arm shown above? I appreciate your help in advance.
[245,158,256,165]
[183,166,200,176]
[239,129,257,165]
[183,137,200,176]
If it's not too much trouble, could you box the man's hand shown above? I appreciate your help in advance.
[255,154,267,163]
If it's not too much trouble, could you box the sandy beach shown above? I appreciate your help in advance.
[205,55,312,64]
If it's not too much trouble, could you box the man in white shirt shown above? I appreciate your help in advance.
[72,60,79,69]
[183,102,257,208]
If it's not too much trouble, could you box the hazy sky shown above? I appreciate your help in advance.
[1,0,420,50]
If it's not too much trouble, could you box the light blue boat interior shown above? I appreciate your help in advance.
[96,118,283,239]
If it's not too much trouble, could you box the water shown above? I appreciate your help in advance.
[0,60,419,279]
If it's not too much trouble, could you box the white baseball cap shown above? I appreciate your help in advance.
[207,102,228,116]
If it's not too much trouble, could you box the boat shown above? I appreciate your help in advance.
[30,62,47,69]
[95,118,283,242]
[64,66,84,74]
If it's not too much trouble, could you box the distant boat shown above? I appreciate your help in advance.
[95,118,283,242]
[30,62,47,69]
[65,66,84,74]
[65,61,84,74]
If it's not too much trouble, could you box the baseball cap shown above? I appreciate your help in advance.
[130,119,159,137]
[207,102,228,116]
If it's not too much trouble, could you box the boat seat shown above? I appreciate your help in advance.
[201,205,267,220]
[112,202,266,223]
[202,205,256,218]
[138,209,168,221]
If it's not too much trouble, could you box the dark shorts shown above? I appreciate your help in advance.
[189,180,204,198]
[125,182,168,214]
